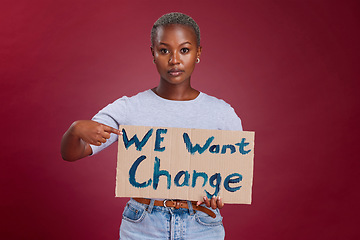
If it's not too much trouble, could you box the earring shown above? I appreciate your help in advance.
[196,58,200,63]
[153,59,156,64]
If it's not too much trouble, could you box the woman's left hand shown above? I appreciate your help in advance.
[196,196,224,209]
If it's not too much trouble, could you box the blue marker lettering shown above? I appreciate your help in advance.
[122,128,153,151]
[183,133,214,155]
[174,170,190,187]
[154,128,167,152]
[209,145,220,153]
[192,170,208,187]
[128,155,152,188]
[221,144,236,154]
[205,173,221,199]
[224,173,242,192]
[153,157,171,190]
[235,138,251,155]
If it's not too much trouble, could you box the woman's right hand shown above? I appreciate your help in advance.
[61,120,121,161]
[70,120,121,146]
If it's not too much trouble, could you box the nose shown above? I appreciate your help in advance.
[169,51,180,65]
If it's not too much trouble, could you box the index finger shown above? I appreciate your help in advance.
[103,125,122,135]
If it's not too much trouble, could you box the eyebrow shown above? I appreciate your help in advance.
[159,41,192,46]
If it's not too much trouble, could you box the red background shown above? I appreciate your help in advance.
[1,0,359,239]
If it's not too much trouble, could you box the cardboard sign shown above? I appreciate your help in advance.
[115,125,255,204]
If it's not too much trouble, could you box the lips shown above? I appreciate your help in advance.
[168,69,184,76]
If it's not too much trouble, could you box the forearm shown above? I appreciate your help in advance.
[61,122,92,161]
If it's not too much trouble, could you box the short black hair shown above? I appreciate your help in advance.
[151,12,200,47]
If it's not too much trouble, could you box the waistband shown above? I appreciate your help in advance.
[133,198,216,218]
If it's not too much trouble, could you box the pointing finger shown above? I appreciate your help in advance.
[103,125,121,135]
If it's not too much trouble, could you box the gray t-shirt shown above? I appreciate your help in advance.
[91,89,242,155]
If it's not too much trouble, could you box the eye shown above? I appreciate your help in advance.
[180,48,189,54]
[160,48,169,54]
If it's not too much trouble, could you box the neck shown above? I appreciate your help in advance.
[153,79,199,101]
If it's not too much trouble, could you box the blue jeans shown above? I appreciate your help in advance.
[119,198,225,240]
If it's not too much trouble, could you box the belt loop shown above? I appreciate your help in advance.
[147,199,155,213]
[187,201,195,216]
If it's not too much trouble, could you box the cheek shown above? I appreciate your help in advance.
[156,60,167,69]
[155,64,163,74]
[184,57,197,68]
[154,56,166,68]
[155,62,168,75]
[181,52,192,60]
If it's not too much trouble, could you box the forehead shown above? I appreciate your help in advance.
[154,24,197,45]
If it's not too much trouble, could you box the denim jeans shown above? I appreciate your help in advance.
[119,198,225,240]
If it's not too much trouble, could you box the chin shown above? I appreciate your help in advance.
[161,76,189,85]
[167,79,189,85]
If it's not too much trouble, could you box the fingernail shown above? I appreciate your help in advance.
[196,201,201,206]
[203,196,207,201]
[212,196,215,199]
[218,196,221,201]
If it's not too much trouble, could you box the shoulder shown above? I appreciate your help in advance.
[93,90,152,118]
[200,92,234,110]
[199,92,243,131]
[110,89,152,105]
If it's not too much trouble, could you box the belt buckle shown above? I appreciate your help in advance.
[163,199,174,208]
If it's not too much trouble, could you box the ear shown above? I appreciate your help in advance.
[150,46,154,57]
[197,46,202,59]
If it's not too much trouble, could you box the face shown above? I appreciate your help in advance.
[151,24,201,86]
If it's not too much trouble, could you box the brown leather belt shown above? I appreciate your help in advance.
[133,198,216,218]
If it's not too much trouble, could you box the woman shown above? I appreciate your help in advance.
[61,12,242,240]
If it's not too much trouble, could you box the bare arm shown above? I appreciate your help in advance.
[61,120,121,161]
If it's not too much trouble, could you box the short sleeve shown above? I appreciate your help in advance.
[228,106,243,131]
[219,103,243,131]
[90,97,128,155]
